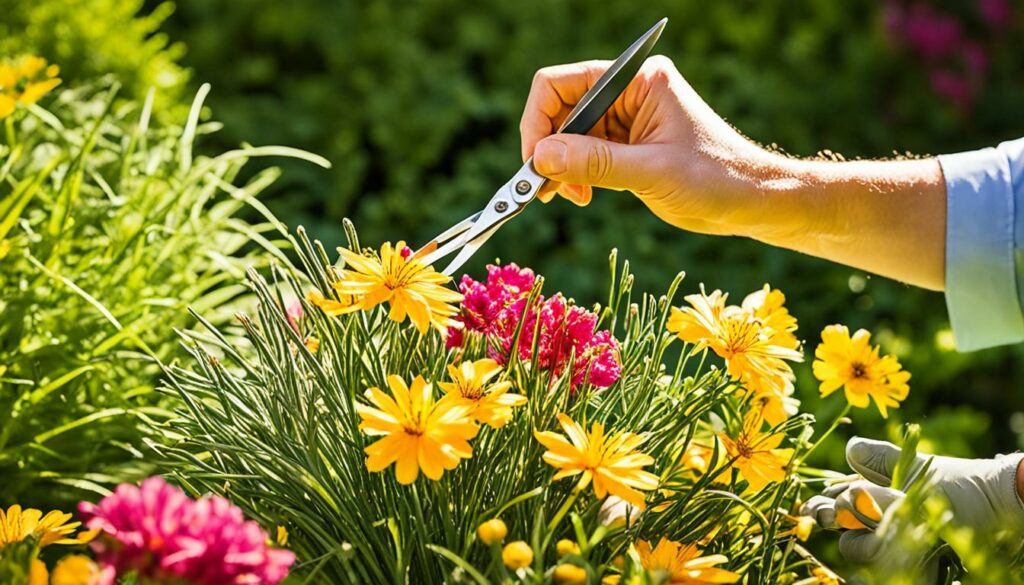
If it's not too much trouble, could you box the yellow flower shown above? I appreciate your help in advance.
[502,541,534,569]
[276,526,289,546]
[50,555,100,585]
[610,538,740,585]
[812,324,911,418]
[356,375,478,484]
[794,566,841,585]
[779,514,816,542]
[741,285,799,348]
[749,378,800,427]
[553,563,588,584]
[535,414,659,509]
[437,359,526,428]
[334,241,463,334]
[476,518,507,545]
[556,539,581,557]
[0,56,62,119]
[667,287,802,394]
[306,289,358,316]
[29,559,48,585]
[0,505,96,549]
[717,413,793,491]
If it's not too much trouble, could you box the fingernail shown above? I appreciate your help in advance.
[535,139,568,176]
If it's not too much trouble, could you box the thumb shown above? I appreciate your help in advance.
[846,437,904,486]
[533,135,658,191]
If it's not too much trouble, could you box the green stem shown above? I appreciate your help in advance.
[795,403,851,468]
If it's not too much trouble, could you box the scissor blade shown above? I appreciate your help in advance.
[413,211,481,263]
[441,223,500,276]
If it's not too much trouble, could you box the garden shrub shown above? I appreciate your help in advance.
[155,0,1024,473]
[0,78,328,508]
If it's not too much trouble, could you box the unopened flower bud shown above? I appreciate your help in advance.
[477,518,507,545]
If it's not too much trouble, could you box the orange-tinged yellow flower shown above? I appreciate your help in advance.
[553,563,588,584]
[0,56,62,119]
[667,287,802,394]
[556,539,581,557]
[0,505,96,549]
[50,554,101,585]
[334,241,463,334]
[812,324,910,418]
[29,559,48,585]
[794,566,841,585]
[534,414,659,509]
[477,518,507,545]
[356,375,478,484]
[606,538,740,585]
[749,378,800,427]
[718,414,793,491]
[741,285,798,348]
[437,359,526,428]
[502,541,534,569]
[306,289,358,316]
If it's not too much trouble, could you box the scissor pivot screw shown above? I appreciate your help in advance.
[515,180,532,195]
[495,201,509,212]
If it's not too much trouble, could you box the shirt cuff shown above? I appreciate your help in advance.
[940,144,1024,352]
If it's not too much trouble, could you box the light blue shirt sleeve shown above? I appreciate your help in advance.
[939,137,1024,352]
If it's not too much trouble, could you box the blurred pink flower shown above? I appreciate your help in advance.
[979,0,1013,26]
[80,476,294,585]
[930,69,975,108]
[286,300,304,334]
[902,3,964,60]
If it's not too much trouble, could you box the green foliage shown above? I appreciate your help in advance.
[155,0,1024,474]
[0,80,329,508]
[159,229,827,584]
[0,0,189,116]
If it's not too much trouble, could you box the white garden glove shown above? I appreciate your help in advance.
[803,437,1024,568]
[837,437,1024,536]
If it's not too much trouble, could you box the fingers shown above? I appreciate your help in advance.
[533,134,660,192]
[838,529,884,563]
[520,60,612,162]
[846,437,904,486]
[801,495,838,529]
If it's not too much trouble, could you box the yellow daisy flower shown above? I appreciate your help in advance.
[605,538,740,585]
[306,289,358,316]
[0,56,61,119]
[356,374,478,484]
[437,359,526,428]
[794,566,841,585]
[51,554,101,585]
[812,324,911,418]
[749,378,800,427]
[718,413,793,491]
[333,241,463,334]
[667,287,802,395]
[741,284,799,349]
[0,505,96,548]
[534,413,659,509]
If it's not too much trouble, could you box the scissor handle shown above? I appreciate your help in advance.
[558,18,667,136]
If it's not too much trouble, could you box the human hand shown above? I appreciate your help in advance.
[803,436,1024,566]
[519,56,794,240]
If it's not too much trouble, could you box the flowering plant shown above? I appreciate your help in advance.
[0,477,292,585]
[158,222,911,584]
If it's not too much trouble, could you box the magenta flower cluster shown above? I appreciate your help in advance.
[79,477,294,585]
[884,0,1014,108]
[448,263,621,389]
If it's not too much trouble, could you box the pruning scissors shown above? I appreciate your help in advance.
[415,18,668,276]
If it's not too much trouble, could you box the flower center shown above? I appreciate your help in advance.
[850,362,867,379]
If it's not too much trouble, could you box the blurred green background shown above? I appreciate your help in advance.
[5,0,1024,486]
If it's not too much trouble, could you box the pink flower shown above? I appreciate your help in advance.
[491,294,620,390]
[979,0,1013,27]
[446,263,536,348]
[286,300,304,334]
[903,3,963,60]
[930,69,975,108]
[80,477,294,585]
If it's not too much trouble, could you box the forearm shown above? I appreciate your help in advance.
[748,154,947,291]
